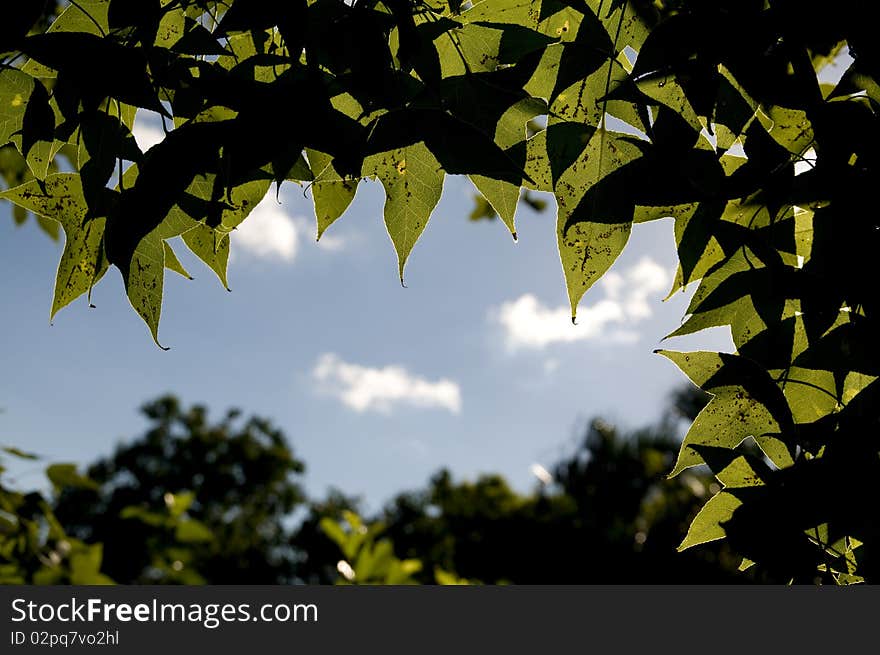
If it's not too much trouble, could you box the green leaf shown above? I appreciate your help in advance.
[524,43,564,99]
[119,231,167,348]
[659,351,794,475]
[757,106,814,155]
[430,23,480,77]
[0,69,32,147]
[678,492,742,551]
[714,67,758,150]
[635,74,703,133]
[781,368,838,424]
[435,568,470,585]
[21,0,113,78]
[163,241,192,279]
[175,519,214,543]
[35,215,61,241]
[69,543,111,585]
[692,443,771,488]
[0,174,108,320]
[557,218,630,321]
[120,505,166,527]
[181,224,230,290]
[555,129,642,319]
[77,110,141,207]
[154,6,187,48]
[319,517,359,561]
[468,193,497,222]
[1,446,39,460]
[494,97,548,150]
[463,0,540,28]
[669,200,724,290]
[665,248,769,344]
[354,538,383,581]
[53,218,108,319]
[584,0,651,52]
[470,176,519,239]
[0,71,57,181]
[842,372,877,406]
[308,149,358,241]
[108,161,268,345]
[12,205,28,225]
[385,558,423,584]
[165,491,194,518]
[367,144,444,285]
[46,463,99,492]
[550,59,633,127]
[518,130,555,192]
[187,173,272,233]
[367,108,526,185]
[21,140,58,182]
[284,153,314,183]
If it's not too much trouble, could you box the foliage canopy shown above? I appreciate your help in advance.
[6,389,754,584]
[2,0,879,582]
[53,396,306,584]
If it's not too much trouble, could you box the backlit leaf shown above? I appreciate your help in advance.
[0,174,108,320]
[470,176,519,238]
[678,492,742,551]
[367,144,444,284]
[555,129,642,319]
[660,350,794,475]
[163,241,192,279]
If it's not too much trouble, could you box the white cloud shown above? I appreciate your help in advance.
[131,112,347,264]
[497,295,624,348]
[234,195,300,261]
[291,216,349,252]
[312,354,462,415]
[603,257,670,319]
[231,201,351,263]
[495,256,670,350]
[132,113,167,152]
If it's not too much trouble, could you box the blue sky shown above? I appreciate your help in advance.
[0,117,734,511]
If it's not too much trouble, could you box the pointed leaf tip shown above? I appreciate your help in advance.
[4,175,108,321]
[371,144,442,295]
[556,131,638,325]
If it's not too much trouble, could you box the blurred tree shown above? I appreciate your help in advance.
[53,396,306,584]
[0,448,113,584]
[374,388,778,584]
[43,387,777,585]
[318,510,474,585]
[289,488,361,584]
[320,510,424,585]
